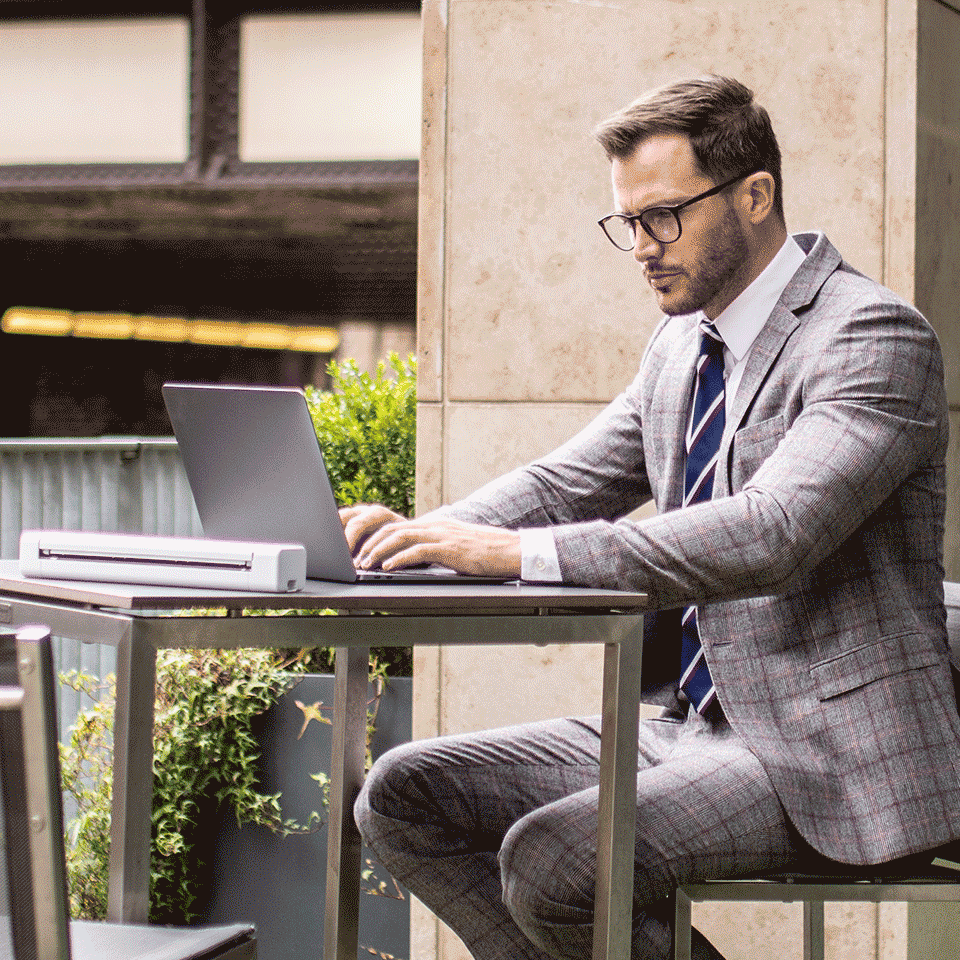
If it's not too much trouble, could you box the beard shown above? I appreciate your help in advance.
[648,206,751,317]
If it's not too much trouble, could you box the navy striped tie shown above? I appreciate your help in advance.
[679,322,725,714]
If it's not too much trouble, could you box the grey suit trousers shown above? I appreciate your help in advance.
[355,706,810,960]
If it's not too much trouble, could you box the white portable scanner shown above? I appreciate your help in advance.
[19,530,306,593]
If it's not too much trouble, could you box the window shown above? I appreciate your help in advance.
[239,11,422,162]
[0,18,189,165]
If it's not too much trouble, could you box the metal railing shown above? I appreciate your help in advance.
[0,437,201,739]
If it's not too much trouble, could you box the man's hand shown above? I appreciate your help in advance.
[340,504,405,555]
[339,504,521,578]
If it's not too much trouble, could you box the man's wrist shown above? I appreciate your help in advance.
[519,528,562,582]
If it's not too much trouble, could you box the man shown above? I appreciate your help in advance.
[341,76,960,960]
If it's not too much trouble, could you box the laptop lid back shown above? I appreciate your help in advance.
[162,383,357,582]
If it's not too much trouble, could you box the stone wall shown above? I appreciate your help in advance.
[412,1,960,958]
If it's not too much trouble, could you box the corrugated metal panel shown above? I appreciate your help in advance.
[138,444,206,536]
[0,438,202,741]
[0,437,202,553]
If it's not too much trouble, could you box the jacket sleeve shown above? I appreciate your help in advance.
[551,295,947,606]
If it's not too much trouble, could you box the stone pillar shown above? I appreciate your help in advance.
[916,0,960,579]
[412,2,960,959]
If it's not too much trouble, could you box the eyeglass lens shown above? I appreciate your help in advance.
[602,208,680,250]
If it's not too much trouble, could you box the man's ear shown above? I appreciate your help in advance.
[741,172,777,224]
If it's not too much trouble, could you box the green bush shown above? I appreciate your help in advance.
[306,352,417,517]
[61,649,313,924]
[300,352,417,676]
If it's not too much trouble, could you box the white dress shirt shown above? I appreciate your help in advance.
[519,235,807,583]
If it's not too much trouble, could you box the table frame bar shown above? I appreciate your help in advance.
[109,621,157,922]
[1,593,644,960]
[593,637,643,960]
[325,644,371,960]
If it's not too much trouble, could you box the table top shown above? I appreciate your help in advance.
[0,560,647,615]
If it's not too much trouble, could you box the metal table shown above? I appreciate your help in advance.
[0,562,646,960]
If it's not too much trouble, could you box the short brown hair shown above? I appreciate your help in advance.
[594,75,784,222]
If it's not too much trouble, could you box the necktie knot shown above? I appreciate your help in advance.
[699,322,725,358]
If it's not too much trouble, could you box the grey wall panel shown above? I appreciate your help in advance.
[0,439,202,737]
[1,438,201,556]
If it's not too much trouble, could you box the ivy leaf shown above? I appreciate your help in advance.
[295,699,330,738]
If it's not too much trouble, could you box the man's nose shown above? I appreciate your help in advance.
[633,227,662,263]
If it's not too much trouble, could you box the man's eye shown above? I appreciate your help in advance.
[644,208,675,230]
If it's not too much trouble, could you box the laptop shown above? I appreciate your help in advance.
[162,382,513,584]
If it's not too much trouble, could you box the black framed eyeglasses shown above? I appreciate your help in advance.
[598,170,758,251]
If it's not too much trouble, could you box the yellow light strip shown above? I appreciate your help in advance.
[74,313,136,339]
[1,308,74,337]
[0,307,340,354]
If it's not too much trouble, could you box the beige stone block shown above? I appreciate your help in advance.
[437,922,471,960]
[409,895,439,960]
[410,899,474,960]
[695,902,805,960]
[438,642,605,734]
[412,646,442,742]
[826,902,879,959]
[917,0,960,406]
[884,0,918,304]
[417,0,449,404]
[444,1,657,403]
[945,410,960,583]
[878,903,909,960]
[415,402,445,514]
[435,0,888,405]
[693,901,879,960]
[442,401,608,502]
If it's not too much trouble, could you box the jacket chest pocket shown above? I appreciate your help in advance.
[810,632,942,701]
[729,415,786,490]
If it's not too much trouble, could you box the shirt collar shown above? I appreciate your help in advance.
[706,235,806,363]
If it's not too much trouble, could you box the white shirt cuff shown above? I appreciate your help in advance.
[519,528,563,583]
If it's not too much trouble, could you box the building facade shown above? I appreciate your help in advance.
[0,0,420,435]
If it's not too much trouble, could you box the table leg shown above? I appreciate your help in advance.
[107,620,156,923]
[324,645,370,960]
[673,889,693,960]
[592,630,643,960]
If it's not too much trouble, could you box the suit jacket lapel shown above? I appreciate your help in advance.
[660,318,700,510]
[714,232,842,498]
[724,304,800,432]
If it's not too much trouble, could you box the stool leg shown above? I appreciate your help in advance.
[803,901,825,960]
[674,889,693,960]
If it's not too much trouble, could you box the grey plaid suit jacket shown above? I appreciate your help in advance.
[446,231,960,865]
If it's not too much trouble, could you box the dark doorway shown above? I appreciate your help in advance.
[0,236,338,437]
